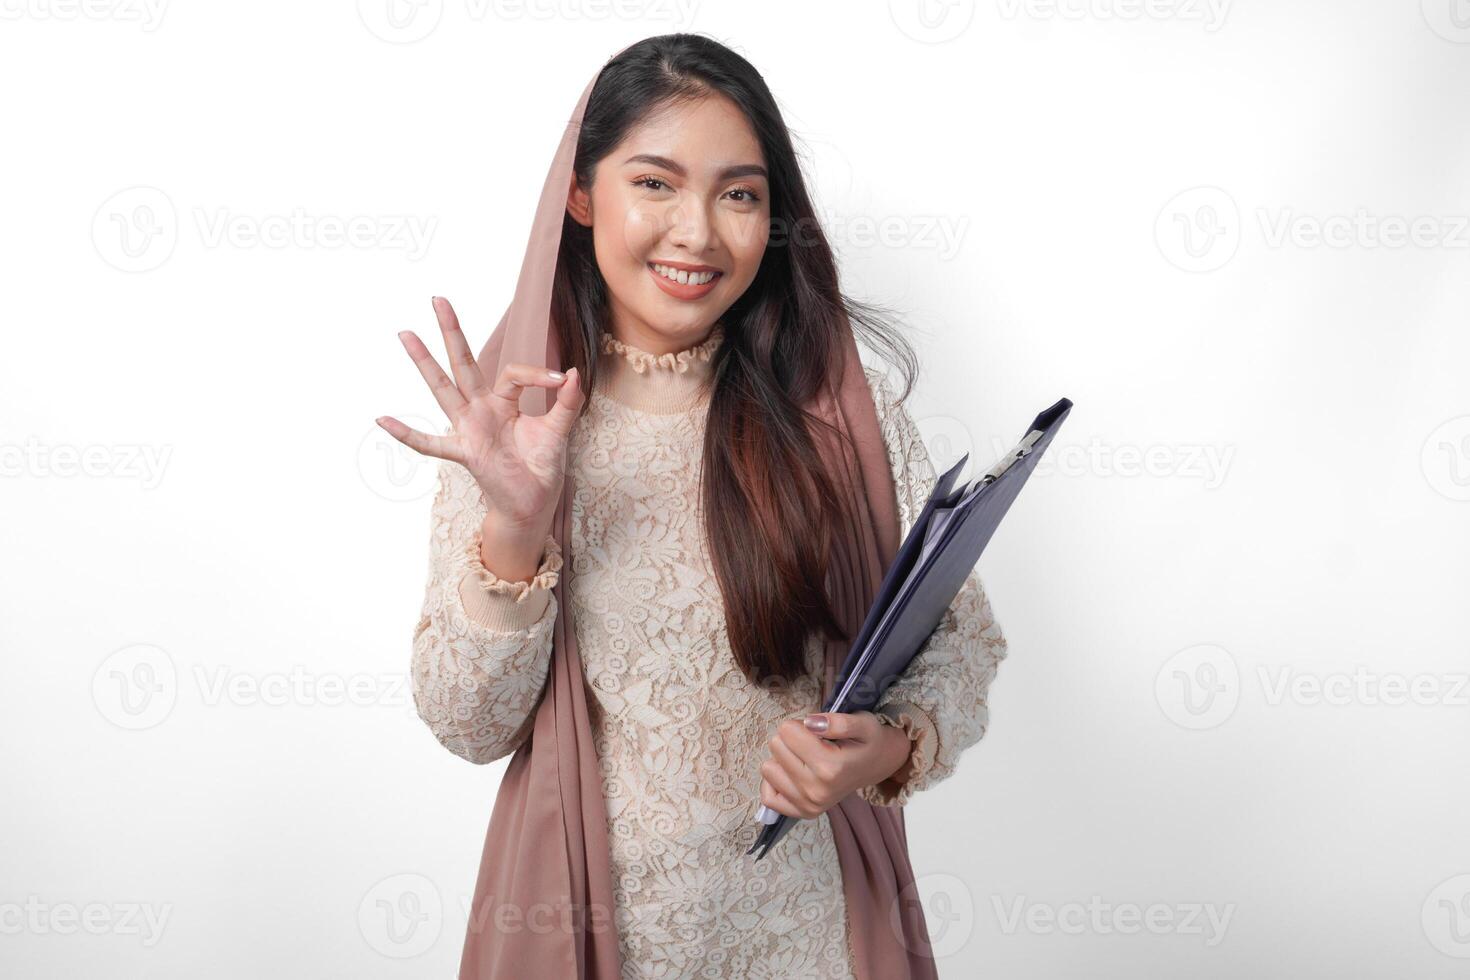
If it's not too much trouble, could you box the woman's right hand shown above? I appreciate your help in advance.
[377,296,585,537]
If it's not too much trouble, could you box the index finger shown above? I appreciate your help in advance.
[773,717,838,769]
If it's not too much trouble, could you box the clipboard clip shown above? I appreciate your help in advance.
[973,428,1044,490]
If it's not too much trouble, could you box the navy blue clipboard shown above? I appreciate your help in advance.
[746,396,1072,860]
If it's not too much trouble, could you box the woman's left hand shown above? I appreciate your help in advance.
[758,711,913,819]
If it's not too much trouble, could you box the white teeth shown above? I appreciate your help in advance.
[652,263,717,286]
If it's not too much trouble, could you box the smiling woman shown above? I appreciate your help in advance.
[378,33,1008,980]
[566,98,772,352]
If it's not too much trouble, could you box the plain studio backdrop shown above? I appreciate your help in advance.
[3,2,1468,977]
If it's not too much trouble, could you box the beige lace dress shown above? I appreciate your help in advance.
[411,325,1008,979]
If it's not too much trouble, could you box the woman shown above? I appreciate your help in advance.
[378,34,1007,980]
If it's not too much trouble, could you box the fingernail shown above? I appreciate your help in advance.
[548,370,566,381]
[803,714,828,732]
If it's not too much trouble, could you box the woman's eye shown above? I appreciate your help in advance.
[633,177,761,204]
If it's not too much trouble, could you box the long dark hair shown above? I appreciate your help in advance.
[551,33,919,685]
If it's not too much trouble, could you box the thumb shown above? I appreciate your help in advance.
[541,367,585,439]
[803,711,869,741]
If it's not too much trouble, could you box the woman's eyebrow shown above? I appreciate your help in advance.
[622,153,767,182]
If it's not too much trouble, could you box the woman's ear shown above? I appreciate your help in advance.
[566,174,592,227]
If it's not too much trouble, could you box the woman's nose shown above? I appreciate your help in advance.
[665,197,718,253]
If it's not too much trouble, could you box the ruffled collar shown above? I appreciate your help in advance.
[595,324,723,414]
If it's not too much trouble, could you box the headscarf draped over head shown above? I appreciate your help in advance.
[465,42,939,980]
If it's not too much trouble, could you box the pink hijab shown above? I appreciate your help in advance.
[466,44,938,979]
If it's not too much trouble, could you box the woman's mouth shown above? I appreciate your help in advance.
[648,262,722,300]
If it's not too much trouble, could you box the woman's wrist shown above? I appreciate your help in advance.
[478,511,553,584]
[875,721,916,788]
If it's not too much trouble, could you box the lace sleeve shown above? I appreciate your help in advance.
[410,455,560,765]
[856,366,1009,807]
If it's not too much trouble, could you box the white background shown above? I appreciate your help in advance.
[3,1,1469,977]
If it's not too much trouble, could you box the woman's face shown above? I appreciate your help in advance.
[568,93,771,356]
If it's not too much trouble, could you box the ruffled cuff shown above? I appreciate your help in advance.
[455,530,562,633]
[859,699,939,808]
